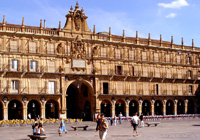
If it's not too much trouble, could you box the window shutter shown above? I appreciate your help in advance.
[17,60,20,71]
[55,81,57,94]
[17,80,20,93]
[27,60,30,71]
[36,61,39,72]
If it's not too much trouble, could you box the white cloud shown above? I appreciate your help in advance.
[158,0,189,8]
[166,13,177,18]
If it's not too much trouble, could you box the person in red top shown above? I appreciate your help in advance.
[96,112,101,131]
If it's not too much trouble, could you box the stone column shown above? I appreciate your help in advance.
[40,101,46,119]
[23,103,28,120]
[3,103,8,120]
[184,99,188,114]
[125,101,130,117]
[162,100,167,115]
[174,100,178,115]
[151,100,155,116]
[139,100,143,116]
[111,101,116,117]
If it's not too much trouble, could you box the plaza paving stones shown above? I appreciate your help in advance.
[0,118,200,140]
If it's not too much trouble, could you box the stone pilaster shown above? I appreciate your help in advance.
[139,100,143,116]
[111,101,116,117]
[184,99,188,114]
[174,100,178,115]
[163,100,167,115]
[151,100,155,116]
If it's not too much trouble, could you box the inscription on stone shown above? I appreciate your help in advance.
[72,59,86,68]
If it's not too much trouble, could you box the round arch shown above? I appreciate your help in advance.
[45,99,59,119]
[166,100,174,115]
[101,100,112,117]
[27,100,41,119]
[115,100,125,116]
[142,100,151,116]
[66,79,94,120]
[8,99,23,120]
[177,100,184,114]
[154,100,163,115]
[129,100,139,116]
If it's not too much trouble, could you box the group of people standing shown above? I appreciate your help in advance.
[32,118,46,136]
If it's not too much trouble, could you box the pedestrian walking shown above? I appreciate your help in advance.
[99,114,109,140]
[96,112,101,131]
[139,113,144,127]
[118,112,123,124]
[114,114,117,126]
[110,117,113,126]
[131,112,140,137]
[58,118,67,136]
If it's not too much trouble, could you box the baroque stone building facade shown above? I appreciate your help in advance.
[0,2,200,120]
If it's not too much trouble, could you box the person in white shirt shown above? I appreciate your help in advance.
[131,112,140,136]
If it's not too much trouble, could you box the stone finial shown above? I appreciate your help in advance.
[22,17,24,26]
[44,19,46,28]
[109,27,111,36]
[192,39,194,47]
[136,31,138,38]
[75,1,79,10]
[3,15,5,25]
[40,19,42,29]
[81,7,84,12]
[160,34,162,42]
[59,21,61,30]
[123,29,125,38]
[181,37,184,46]
[171,36,173,44]
[148,33,151,40]
[70,6,73,12]
[93,25,96,34]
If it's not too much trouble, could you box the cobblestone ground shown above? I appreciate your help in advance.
[0,118,200,140]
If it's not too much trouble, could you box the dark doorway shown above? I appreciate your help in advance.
[142,100,150,115]
[177,100,184,114]
[197,99,200,114]
[45,100,58,119]
[67,84,80,119]
[187,100,194,114]
[115,100,125,116]
[154,100,163,115]
[84,101,91,121]
[129,100,138,116]
[8,100,22,120]
[28,100,41,119]
[166,100,174,115]
[101,100,111,117]
[0,102,3,120]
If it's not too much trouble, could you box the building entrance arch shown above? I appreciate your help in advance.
[8,100,23,120]
[142,100,150,115]
[187,100,194,114]
[166,100,174,115]
[154,100,163,115]
[115,100,125,116]
[28,100,41,119]
[45,100,59,119]
[177,100,184,114]
[101,100,111,117]
[66,79,94,120]
[129,100,138,116]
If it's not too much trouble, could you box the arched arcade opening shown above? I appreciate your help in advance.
[27,100,41,119]
[101,100,111,117]
[129,100,138,116]
[45,100,59,119]
[8,100,23,120]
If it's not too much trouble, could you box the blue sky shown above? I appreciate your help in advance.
[0,0,199,46]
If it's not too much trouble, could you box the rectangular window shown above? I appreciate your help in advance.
[30,61,37,71]
[48,81,55,94]
[29,42,37,53]
[47,43,55,54]
[156,84,159,95]
[116,66,122,75]
[103,83,109,94]
[11,80,19,91]
[10,40,18,52]
[101,48,107,57]
[115,49,120,59]
[132,67,134,76]
[189,85,193,93]
[11,60,18,70]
